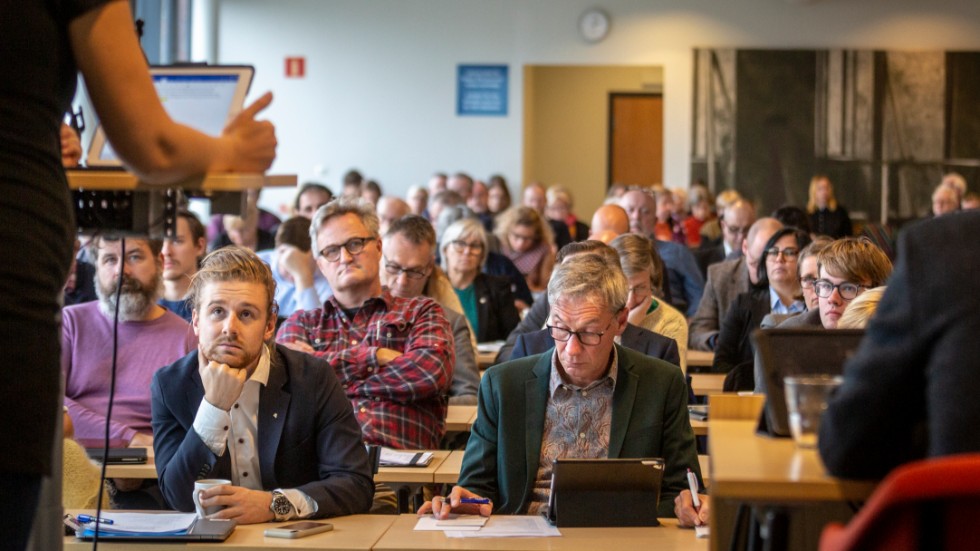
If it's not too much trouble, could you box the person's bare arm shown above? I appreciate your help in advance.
[68,1,276,183]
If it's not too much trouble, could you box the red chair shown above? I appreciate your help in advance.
[820,453,980,551]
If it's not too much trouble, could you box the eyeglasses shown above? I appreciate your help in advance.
[547,320,613,346]
[813,279,866,300]
[800,276,817,289]
[318,236,376,261]
[766,247,799,260]
[450,240,484,254]
[383,258,431,280]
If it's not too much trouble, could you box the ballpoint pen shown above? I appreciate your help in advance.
[77,514,114,525]
[458,497,491,505]
[687,468,702,512]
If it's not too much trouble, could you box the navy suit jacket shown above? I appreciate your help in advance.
[151,344,374,517]
[510,322,681,368]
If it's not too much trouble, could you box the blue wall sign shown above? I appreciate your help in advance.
[457,65,509,116]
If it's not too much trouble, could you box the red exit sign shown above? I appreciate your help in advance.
[285,57,305,78]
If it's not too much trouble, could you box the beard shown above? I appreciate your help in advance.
[96,272,163,321]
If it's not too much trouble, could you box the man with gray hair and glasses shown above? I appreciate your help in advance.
[419,253,703,524]
[276,198,454,452]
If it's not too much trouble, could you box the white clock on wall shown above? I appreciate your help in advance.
[579,8,611,43]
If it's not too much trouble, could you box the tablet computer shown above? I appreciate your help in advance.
[753,327,865,437]
[85,65,254,168]
[543,457,665,527]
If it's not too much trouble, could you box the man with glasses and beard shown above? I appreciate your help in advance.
[62,235,196,506]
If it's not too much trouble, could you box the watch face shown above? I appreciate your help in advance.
[273,493,292,515]
[579,9,610,43]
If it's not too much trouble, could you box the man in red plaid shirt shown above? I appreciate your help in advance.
[276,198,454,451]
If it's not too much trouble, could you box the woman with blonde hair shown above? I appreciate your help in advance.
[807,175,853,238]
[494,206,555,294]
[837,286,887,329]
[610,233,689,373]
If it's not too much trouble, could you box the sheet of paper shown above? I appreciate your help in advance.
[476,340,505,354]
[445,515,561,538]
[414,515,486,531]
[81,512,197,534]
[379,448,433,467]
[695,525,711,539]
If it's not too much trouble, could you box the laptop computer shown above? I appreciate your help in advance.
[753,327,865,437]
[75,517,235,542]
[84,65,254,168]
[543,458,665,527]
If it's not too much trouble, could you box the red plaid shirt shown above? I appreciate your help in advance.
[276,289,454,450]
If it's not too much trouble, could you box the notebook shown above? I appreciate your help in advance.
[543,458,665,527]
[84,65,254,168]
[753,327,865,437]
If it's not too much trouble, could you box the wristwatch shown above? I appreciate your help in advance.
[270,490,293,521]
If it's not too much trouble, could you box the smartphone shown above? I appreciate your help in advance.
[264,521,334,539]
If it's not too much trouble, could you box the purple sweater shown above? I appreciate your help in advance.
[62,302,197,443]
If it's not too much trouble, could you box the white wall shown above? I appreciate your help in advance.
[213,0,980,216]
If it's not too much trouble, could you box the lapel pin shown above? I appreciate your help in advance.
[272,413,278,419]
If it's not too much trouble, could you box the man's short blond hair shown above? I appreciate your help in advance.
[817,238,892,287]
[187,246,277,320]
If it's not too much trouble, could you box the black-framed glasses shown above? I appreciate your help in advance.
[547,321,613,346]
[383,257,431,280]
[766,247,799,260]
[450,240,484,254]
[800,276,817,289]
[813,279,866,300]
[319,236,376,261]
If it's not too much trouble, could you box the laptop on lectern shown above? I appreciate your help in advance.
[84,65,254,168]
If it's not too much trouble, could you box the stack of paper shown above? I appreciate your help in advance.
[379,448,433,467]
[76,513,197,536]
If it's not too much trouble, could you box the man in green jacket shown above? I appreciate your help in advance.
[420,252,703,521]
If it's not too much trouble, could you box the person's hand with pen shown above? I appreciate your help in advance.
[675,467,710,528]
[417,485,493,519]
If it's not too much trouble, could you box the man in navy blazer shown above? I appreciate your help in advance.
[509,323,681,368]
[151,247,373,524]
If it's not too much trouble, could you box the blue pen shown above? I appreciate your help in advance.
[459,497,491,505]
[77,514,114,525]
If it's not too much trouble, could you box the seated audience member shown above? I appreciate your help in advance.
[256,216,332,318]
[508,242,681,369]
[653,188,684,244]
[447,172,474,202]
[442,218,521,343]
[361,179,382,206]
[277,198,454,451]
[63,236,196,506]
[428,190,465,229]
[160,210,207,321]
[427,172,448,198]
[699,188,741,248]
[64,239,97,306]
[406,185,429,217]
[606,183,627,200]
[713,228,810,389]
[610,233,689,372]
[588,203,630,244]
[807,175,852,238]
[545,185,589,242]
[496,206,556,295]
[682,184,714,248]
[523,182,572,250]
[375,195,410,236]
[419,254,703,521]
[619,188,704,317]
[688,218,782,350]
[963,191,980,210]
[211,191,276,252]
[383,215,480,405]
[836,286,886,329]
[152,247,373,522]
[771,205,812,235]
[941,172,967,204]
[798,237,892,329]
[796,237,833,312]
[487,175,512,216]
[207,188,281,242]
[694,198,756,279]
[819,212,980,480]
[293,182,333,219]
[467,179,494,231]
[931,181,960,217]
[341,169,364,199]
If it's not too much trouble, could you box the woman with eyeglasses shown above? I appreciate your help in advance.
[441,218,520,343]
[494,206,556,295]
[712,228,811,390]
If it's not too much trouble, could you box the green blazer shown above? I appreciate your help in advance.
[458,344,701,518]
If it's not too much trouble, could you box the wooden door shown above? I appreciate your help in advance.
[609,93,664,188]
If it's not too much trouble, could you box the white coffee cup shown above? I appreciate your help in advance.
[194,478,232,518]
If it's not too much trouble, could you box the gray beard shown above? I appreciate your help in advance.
[96,275,163,322]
